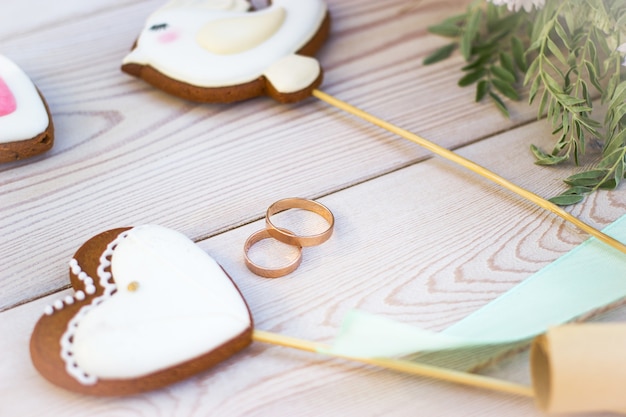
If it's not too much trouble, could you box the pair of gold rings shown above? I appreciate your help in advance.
[244,198,334,278]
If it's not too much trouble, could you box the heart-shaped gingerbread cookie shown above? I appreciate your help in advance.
[30,225,253,396]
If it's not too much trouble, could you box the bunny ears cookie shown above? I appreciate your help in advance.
[0,54,54,163]
[121,0,330,103]
[30,225,253,396]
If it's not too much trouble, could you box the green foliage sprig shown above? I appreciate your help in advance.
[424,0,626,205]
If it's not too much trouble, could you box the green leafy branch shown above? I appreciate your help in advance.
[424,0,626,206]
[524,0,602,168]
[424,2,529,117]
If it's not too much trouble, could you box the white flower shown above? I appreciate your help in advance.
[619,43,626,66]
[489,0,546,12]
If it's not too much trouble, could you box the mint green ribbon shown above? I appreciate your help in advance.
[330,215,626,358]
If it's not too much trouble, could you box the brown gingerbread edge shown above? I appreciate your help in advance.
[121,11,331,103]
[30,227,254,396]
[0,89,54,163]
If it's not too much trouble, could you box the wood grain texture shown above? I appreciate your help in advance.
[2,0,626,415]
[5,127,626,414]
[0,0,540,310]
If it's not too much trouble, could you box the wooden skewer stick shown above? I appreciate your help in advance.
[253,330,534,398]
[312,89,626,256]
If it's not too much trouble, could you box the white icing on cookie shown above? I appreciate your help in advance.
[123,0,326,93]
[160,0,250,13]
[264,54,321,94]
[60,231,128,384]
[196,6,285,55]
[0,54,49,143]
[43,258,101,317]
[64,225,250,382]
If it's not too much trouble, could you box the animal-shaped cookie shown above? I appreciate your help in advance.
[121,0,330,103]
[0,54,54,163]
[30,225,253,396]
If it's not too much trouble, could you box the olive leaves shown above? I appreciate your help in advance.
[425,4,526,117]
[424,0,626,206]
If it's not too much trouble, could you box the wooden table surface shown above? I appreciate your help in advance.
[2,0,625,415]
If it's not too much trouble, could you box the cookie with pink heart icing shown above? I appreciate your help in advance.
[0,54,54,163]
[30,225,253,396]
[121,0,330,103]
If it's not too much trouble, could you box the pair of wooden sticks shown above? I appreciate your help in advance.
[247,88,626,398]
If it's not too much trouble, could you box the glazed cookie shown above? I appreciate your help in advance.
[30,225,253,396]
[122,0,330,103]
[0,54,53,163]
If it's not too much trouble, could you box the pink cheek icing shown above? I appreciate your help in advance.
[0,76,17,117]
[157,30,180,44]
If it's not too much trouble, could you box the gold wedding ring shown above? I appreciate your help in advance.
[265,198,335,247]
[244,198,334,278]
[243,228,303,278]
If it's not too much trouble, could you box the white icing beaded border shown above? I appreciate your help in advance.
[58,230,131,385]
[43,260,95,316]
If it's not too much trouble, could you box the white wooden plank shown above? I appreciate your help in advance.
[3,0,626,415]
[0,0,549,310]
[0,0,156,41]
[3,120,625,415]
[1,287,542,417]
[4,189,625,416]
